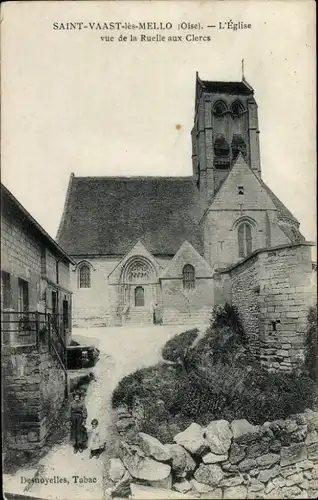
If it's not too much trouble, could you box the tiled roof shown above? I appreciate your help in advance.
[56,176,203,256]
[1,183,75,264]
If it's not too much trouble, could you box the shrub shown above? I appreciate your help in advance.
[161,328,199,363]
[111,309,318,441]
[111,356,318,440]
[190,303,252,367]
[305,304,318,383]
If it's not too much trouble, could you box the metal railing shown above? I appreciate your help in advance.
[1,310,68,382]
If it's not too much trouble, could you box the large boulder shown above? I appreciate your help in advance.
[280,460,314,478]
[303,409,318,432]
[255,453,280,468]
[238,458,257,472]
[194,464,223,486]
[138,433,171,462]
[257,465,280,483]
[190,479,214,494]
[174,423,208,456]
[219,474,244,488]
[308,442,318,461]
[118,441,171,482]
[204,420,232,455]
[231,420,260,443]
[109,458,126,482]
[110,470,132,497]
[305,431,318,446]
[165,444,196,478]
[245,440,269,459]
[173,480,192,493]
[229,442,246,464]
[280,443,307,467]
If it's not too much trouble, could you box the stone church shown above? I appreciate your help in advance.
[57,73,305,327]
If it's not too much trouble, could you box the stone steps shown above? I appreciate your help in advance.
[125,309,154,326]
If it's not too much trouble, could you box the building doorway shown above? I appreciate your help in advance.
[135,286,145,307]
[120,256,161,325]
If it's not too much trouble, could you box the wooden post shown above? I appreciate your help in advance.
[35,312,40,350]
[47,313,51,353]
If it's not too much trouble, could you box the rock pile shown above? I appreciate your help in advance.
[107,407,318,499]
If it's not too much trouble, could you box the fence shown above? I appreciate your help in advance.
[1,311,68,380]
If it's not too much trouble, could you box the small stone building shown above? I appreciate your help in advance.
[1,183,74,452]
[57,73,308,329]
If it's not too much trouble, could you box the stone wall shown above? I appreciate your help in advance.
[108,409,318,499]
[222,243,316,372]
[2,344,66,451]
[1,207,72,345]
[71,251,214,328]
[71,257,121,328]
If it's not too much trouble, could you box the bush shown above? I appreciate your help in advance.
[161,328,199,363]
[190,303,253,367]
[111,307,318,441]
[305,304,318,382]
[111,358,318,440]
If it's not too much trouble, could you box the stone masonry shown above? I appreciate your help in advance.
[1,184,74,453]
[3,344,66,451]
[220,243,316,372]
[108,408,318,499]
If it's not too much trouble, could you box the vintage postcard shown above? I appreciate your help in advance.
[1,1,317,499]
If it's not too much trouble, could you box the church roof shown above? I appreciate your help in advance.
[257,179,299,224]
[195,72,254,108]
[56,175,203,256]
[200,80,254,95]
[208,153,300,225]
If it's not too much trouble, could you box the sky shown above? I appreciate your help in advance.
[1,1,316,250]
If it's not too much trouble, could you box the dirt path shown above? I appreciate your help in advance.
[3,325,208,500]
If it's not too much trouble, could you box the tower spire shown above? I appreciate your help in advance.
[241,59,245,80]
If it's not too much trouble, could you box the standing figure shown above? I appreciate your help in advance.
[70,392,88,453]
[89,419,105,458]
[154,303,163,325]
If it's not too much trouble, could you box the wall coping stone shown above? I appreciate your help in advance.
[214,242,315,275]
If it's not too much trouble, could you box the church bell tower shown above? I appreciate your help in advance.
[191,72,261,208]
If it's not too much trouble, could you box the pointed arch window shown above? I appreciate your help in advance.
[183,264,195,290]
[231,100,245,117]
[213,100,227,116]
[238,223,253,258]
[79,264,91,288]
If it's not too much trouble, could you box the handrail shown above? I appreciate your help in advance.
[48,314,66,350]
[51,342,68,377]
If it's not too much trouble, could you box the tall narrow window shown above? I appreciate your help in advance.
[63,299,69,330]
[18,279,29,313]
[238,223,253,258]
[183,264,195,290]
[135,286,144,307]
[1,271,11,309]
[79,264,91,288]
